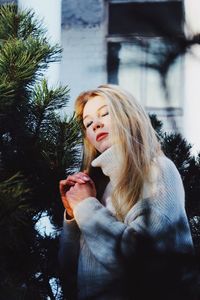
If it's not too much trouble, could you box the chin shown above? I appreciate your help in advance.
[99,144,112,153]
[96,137,112,153]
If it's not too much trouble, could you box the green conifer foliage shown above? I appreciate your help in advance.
[0,3,81,299]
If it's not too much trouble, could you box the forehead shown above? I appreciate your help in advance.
[83,95,107,117]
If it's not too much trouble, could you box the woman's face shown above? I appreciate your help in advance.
[82,95,112,153]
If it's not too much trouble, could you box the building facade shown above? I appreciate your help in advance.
[1,0,200,153]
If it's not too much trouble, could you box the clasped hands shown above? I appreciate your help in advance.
[59,171,96,218]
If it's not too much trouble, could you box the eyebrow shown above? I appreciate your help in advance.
[83,104,108,121]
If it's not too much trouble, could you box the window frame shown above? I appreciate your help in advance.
[106,0,185,132]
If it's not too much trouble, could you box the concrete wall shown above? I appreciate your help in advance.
[60,0,107,115]
[18,0,62,87]
[60,24,107,115]
[184,0,200,154]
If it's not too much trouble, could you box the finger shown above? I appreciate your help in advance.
[60,179,74,188]
[59,180,68,195]
[83,176,95,189]
[75,172,91,182]
[59,179,68,187]
[59,180,74,196]
[66,180,76,186]
[77,172,91,182]
[68,175,86,184]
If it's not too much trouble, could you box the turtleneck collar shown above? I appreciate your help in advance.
[91,145,159,200]
[91,146,120,186]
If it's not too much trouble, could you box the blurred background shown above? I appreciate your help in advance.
[2,0,200,153]
[10,0,200,155]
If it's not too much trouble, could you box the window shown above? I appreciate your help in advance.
[107,0,184,132]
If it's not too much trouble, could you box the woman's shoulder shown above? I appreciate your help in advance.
[152,154,185,212]
[142,154,182,201]
[157,153,177,168]
[156,154,183,183]
[125,154,185,225]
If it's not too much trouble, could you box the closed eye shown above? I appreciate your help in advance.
[101,112,109,117]
[84,112,109,128]
[86,121,93,128]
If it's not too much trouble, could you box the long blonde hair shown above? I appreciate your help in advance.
[75,84,162,221]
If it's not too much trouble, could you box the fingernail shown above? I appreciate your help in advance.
[79,179,85,183]
[83,176,90,181]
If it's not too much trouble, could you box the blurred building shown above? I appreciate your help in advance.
[1,0,200,153]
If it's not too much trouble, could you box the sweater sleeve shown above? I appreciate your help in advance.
[73,156,193,271]
[73,197,169,271]
[58,217,81,299]
[58,218,80,267]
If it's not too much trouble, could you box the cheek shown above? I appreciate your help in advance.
[86,130,96,146]
[105,116,112,131]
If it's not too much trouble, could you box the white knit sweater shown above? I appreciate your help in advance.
[58,146,194,300]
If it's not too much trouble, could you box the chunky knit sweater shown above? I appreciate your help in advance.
[58,147,194,300]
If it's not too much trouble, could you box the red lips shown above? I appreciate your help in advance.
[96,132,108,141]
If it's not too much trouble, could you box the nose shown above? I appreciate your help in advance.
[92,119,104,131]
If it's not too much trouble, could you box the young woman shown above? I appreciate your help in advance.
[58,84,194,300]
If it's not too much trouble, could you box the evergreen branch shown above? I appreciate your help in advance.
[0,3,45,41]
[0,172,31,223]
[32,79,69,112]
[0,79,16,100]
[17,8,46,40]
[28,80,70,140]
[38,114,82,173]
[161,132,193,171]
[0,38,61,86]
[0,3,18,40]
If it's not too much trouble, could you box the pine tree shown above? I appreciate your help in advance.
[0,3,81,299]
